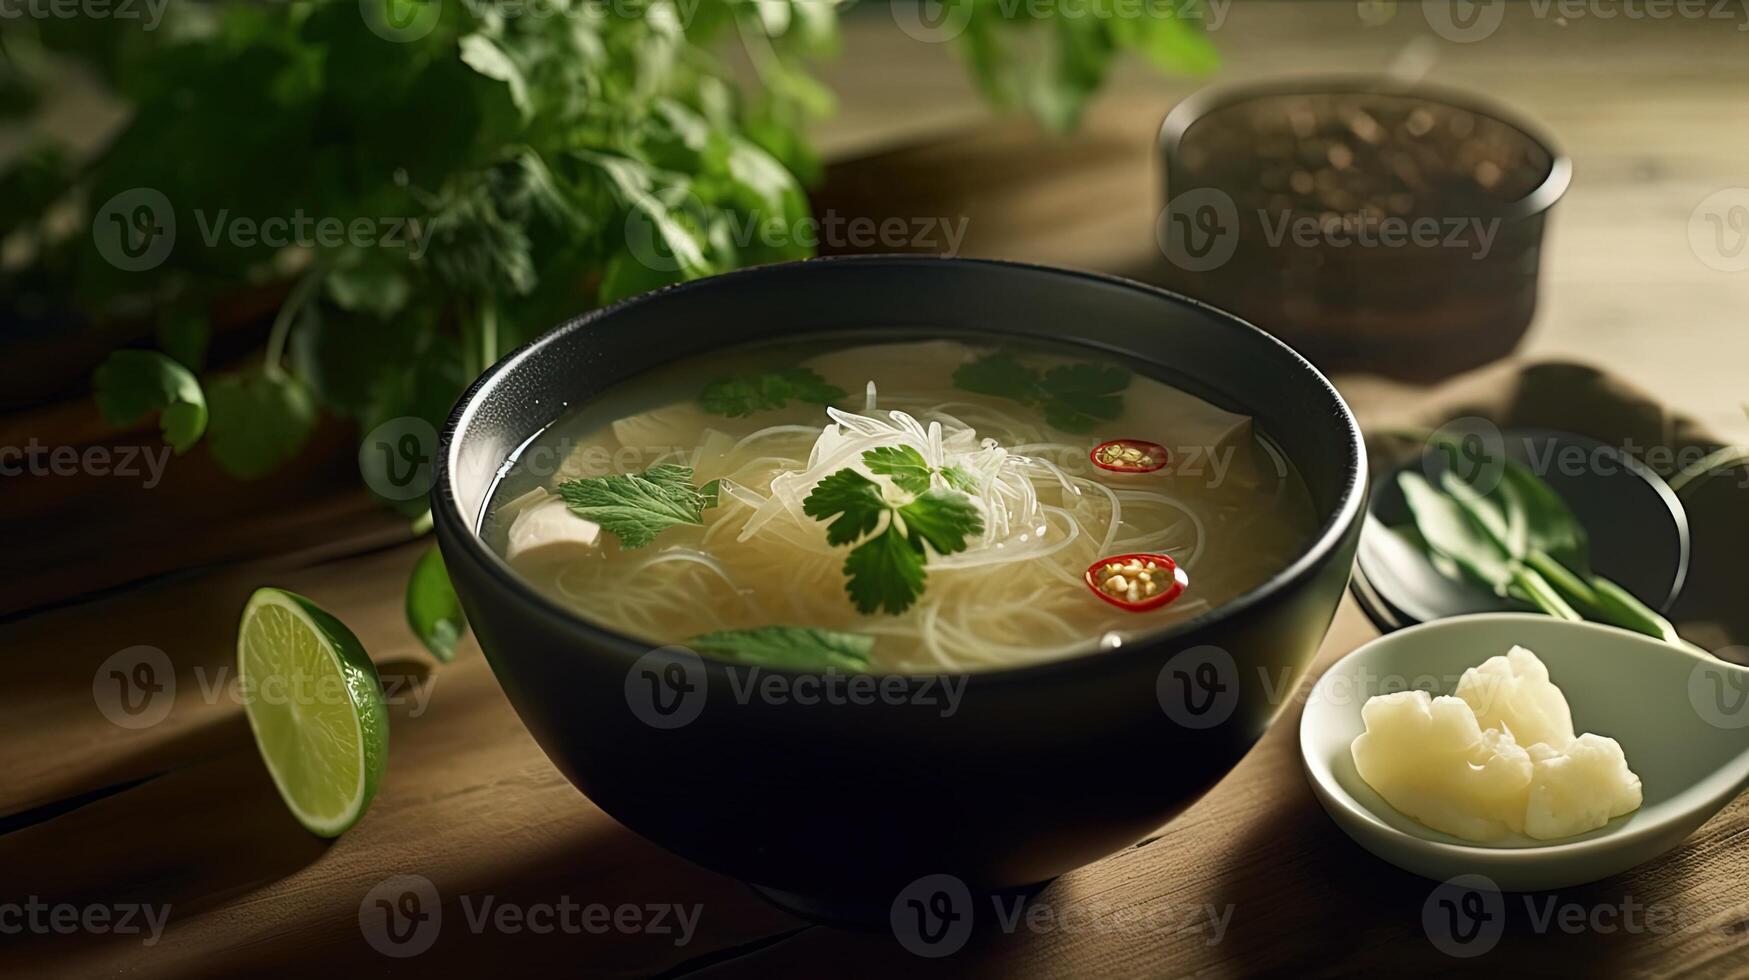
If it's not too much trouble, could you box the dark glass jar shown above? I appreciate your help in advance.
[1158,78,1570,382]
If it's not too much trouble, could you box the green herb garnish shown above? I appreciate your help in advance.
[699,368,847,418]
[802,451,984,615]
[952,351,1129,432]
[92,350,208,454]
[940,464,980,493]
[1396,438,1692,649]
[557,464,714,549]
[688,626,872,671]
[862,445,935,494]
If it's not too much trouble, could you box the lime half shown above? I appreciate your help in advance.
[238,588,389,837]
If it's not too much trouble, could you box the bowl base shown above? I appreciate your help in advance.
[750,878,1056,930]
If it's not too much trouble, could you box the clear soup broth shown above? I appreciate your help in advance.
[483,337,1318,673]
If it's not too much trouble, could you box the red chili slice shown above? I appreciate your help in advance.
[1084,552,1188,612]
[1090,439,1169,474]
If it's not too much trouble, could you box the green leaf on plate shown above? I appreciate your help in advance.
[1398,471,1514,594]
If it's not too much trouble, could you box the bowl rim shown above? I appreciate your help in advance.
[1157,74,1573,222]
[432,254,1368,684]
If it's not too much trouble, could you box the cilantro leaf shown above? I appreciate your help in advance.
[803,458,985,615]
[863,445,933,494]
[1039,362,1128,432]
[950,351,1037,401]
[558,463,711,549]
[898,489,984,556]
[205,371,315,479]
[93,350,208,453]
[699,367,846,417]
[940,464,980,493]
[951,351,1131,434]
[801,468,887,546]
[697,377,761,417]
[843,525,927,616]
[771,367,846,406]
[688,626,872,671]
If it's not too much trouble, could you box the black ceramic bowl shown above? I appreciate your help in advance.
[432,256,1367,919]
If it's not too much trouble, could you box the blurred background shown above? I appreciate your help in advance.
[6,2,1746,612]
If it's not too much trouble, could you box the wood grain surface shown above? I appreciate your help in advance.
[6,4,1749,977]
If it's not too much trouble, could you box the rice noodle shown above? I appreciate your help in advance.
[494,356,1315,673]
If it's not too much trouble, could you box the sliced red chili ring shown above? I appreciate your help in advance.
[1090,439,1169,474]
[1084,552,1188,612]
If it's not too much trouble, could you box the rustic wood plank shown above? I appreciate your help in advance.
[695,605,1749,978]
[0,541,805,978]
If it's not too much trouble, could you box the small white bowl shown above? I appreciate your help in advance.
[1300,613,1749,891]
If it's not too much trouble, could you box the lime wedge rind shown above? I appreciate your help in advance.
[238,587,389,838]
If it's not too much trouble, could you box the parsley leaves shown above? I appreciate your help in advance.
[802,451,984,615]
[688,626,872,671]
[557,464,715,549]
[951,351,1130,433]
[699,368,847,418]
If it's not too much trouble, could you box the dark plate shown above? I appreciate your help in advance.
[1354,428,1690,633]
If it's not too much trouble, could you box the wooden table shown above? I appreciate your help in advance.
[8,5,1749,976]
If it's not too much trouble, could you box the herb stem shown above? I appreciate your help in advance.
[263,269,324,380]
[1589,576,1683,644]
[1524,550,1601,615]
[1509,566,1583,622]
